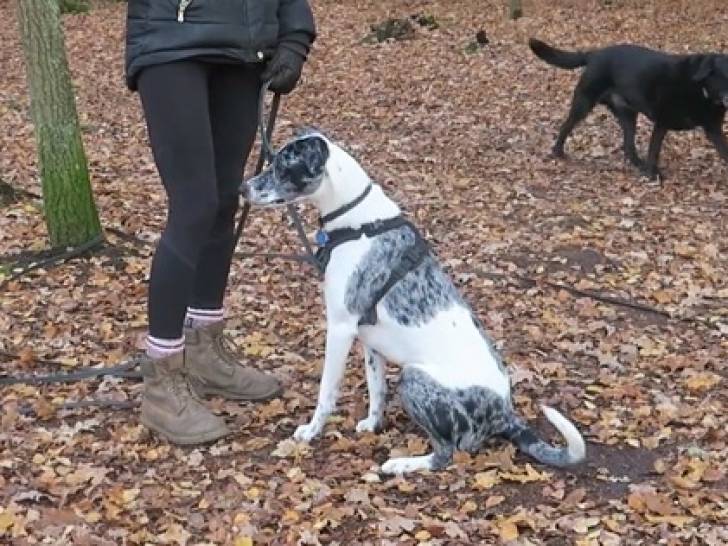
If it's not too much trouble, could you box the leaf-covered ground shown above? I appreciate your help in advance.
[1,0,726,544]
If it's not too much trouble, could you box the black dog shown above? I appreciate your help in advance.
[529,38,728,179]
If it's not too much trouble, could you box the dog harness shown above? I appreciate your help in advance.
[314,185,430,326]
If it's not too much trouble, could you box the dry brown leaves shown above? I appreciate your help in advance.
[1,0,727,544]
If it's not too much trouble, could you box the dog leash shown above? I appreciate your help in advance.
[0,356,144,386]
[234,80,324,275]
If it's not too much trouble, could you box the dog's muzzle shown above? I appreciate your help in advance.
[722,95,728,108]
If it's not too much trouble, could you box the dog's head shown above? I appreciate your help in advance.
[692,55,728,108]
[242,132,330,206]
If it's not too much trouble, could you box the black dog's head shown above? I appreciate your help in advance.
[242,134,330,206]
[692,55,728,108]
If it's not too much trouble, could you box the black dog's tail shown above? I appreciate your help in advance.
[505,406,586,467]
[529,38,589,70]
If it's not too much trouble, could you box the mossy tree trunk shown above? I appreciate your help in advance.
[16,0,102,248]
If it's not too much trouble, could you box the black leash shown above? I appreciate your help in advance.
[0,356,143,386]
[234,80,324,275]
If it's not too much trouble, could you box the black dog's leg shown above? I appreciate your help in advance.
[610,107,644,169]
[644,124,668,180]
[703,121,728,163]
[553,87,596,158]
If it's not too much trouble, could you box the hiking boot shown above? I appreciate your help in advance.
[185,322,283,401]
[140,351,230,445]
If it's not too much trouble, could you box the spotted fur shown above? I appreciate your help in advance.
[345,226,460,327]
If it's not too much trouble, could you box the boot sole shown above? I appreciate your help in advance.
[190,382,283,402]
[140,416,230,445]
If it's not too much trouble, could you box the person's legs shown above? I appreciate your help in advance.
[139,61,220,342]
[183,63,282,401]
[137,60,229,443]
[186,63,261,320]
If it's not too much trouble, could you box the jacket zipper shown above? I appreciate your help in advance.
[177,0,192,22]
[242,0,252,56]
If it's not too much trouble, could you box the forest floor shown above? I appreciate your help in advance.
[0,0,726,544]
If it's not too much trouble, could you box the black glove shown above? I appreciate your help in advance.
[261,42,306,94]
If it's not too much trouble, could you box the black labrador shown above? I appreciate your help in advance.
[529,38,728,179]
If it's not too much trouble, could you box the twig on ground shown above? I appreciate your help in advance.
[0,234,105,289]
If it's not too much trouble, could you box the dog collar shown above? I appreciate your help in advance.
[314,214,421,264]
[318,184,373,226]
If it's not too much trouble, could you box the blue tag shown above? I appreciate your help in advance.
[315,230,329,247]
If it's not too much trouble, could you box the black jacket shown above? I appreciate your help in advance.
[125,0,316,90]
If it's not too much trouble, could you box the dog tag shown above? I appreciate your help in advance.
[315,230,329,247]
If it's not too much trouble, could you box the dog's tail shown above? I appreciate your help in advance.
[528,38,589,69]
[504,406,586,467]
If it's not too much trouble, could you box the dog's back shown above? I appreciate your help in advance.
[529,38,677,76]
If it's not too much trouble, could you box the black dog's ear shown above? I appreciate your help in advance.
[692,56,714,81]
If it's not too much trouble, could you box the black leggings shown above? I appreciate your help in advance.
[138,60,260,339]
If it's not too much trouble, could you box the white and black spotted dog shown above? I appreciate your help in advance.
[242,131,586,474]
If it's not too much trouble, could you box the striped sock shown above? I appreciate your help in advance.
[146,335,185,359]
[185,307,224,329]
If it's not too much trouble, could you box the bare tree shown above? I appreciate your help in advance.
[16,0,102,248]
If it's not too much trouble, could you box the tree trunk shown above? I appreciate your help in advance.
[16,0,102,248]
[508,0,523,20]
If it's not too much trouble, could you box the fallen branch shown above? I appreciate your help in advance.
[0,233,105,289]
[474,270,705,326]
[539,278,671,318]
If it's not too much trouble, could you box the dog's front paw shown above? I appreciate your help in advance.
[356,416,382,434]
[293,422,321,442]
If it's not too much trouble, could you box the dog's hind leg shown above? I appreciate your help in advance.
[553,85,597,158]
[356,346,387,433]
[607,104,644,169]
[293,324,356,442]
[380,366,456,475]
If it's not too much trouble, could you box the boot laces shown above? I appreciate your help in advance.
[169,367,203,405]
[214,333,244,367]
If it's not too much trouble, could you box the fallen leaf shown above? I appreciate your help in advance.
[684,372,721,392]
[473,470,499,490]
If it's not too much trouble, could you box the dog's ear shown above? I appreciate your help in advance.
[308,135,329,170]
[692,56,714,82]
[293,135,330,177]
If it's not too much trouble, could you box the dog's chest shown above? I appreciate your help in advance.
[655,90,714,129]
[323,236,374,316]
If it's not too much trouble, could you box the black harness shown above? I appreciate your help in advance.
[314,185,430,326]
